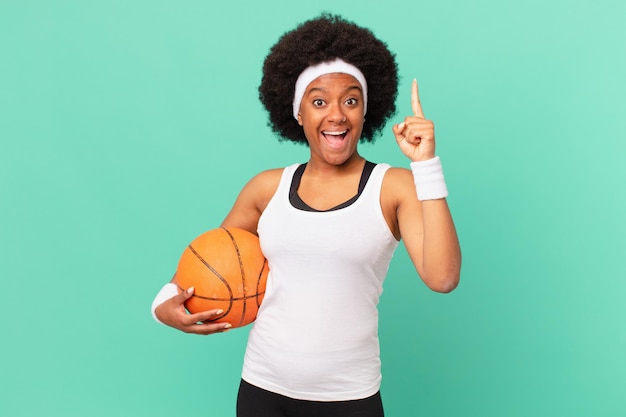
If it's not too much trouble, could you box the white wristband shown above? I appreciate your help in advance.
[151,283,178,325]
[410,156,448,201]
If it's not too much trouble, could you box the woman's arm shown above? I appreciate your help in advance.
[151,168,282,332]
[388,79,461,292]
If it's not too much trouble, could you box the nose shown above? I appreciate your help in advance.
[327,104,347,124]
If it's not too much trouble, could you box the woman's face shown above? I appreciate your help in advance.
[297,73,365,166]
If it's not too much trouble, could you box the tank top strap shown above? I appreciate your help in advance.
[288,161,378,212]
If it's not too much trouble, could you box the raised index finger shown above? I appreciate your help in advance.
[411,78,425,118]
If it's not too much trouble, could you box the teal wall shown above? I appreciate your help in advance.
[1,1,624,416]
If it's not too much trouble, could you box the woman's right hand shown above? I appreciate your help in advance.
[154,287,232,334]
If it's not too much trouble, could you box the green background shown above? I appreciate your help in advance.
[1,0,624,416]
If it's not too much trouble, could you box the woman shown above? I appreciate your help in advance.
[152,13,461,417]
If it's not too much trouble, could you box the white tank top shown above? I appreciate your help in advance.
[242,163,399,401]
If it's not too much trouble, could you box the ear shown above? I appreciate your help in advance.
[297,113,303,126]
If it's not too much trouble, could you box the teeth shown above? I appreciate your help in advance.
[323,131,347,136]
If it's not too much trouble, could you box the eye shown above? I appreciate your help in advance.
[313,99,325,107]
[345,98,358,106]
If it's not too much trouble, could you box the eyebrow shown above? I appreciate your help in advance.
[306,85,362,96]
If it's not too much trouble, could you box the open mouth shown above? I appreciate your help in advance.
[322,130,348,147]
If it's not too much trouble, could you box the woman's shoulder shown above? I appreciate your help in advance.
[381,165,413,184]
[381,165,417,201]
[245,164,302,199]
[252,167,285,181]
[250,163,304,186]
[243,167,284,197]
[221,167,289,232]
[252,163,300,185]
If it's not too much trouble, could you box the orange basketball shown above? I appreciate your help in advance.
[174,227,269,328]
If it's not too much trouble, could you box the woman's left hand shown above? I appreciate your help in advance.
[392,79,436,162]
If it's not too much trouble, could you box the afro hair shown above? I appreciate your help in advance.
[259,13,399,145]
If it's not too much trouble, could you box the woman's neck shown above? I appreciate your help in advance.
[305,152,365,178]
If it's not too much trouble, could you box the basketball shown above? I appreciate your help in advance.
[174,227,269,328]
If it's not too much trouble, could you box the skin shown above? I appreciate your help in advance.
[156,74,461,335]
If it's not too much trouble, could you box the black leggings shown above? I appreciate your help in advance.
[236,379,385,417]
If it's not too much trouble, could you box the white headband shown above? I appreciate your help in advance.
[292,58,368,120]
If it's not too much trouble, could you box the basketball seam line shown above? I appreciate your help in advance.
[187,243,234,317]
[222,227,248,326]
